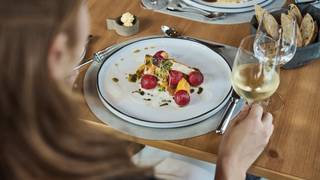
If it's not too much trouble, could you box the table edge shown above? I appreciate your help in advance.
[83,119,305,180]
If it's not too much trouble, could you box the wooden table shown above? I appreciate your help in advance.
[75,0,320,179]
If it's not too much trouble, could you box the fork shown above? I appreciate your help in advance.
[167,1,226,20]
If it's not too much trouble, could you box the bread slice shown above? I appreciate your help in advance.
[263,11,279,40]
[255,5,266,23]
[281,13,294,43]
[281,13,303,47]
[296,24,304,48]
[288,4,302,26]
[301,13,318,46]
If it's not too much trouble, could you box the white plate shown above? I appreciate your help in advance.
[192,0,266,9]
[97,37,232,128]
[182,0,274,13]
[98,92,231,128]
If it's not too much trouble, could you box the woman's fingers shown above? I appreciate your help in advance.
[262,112,273,125]
[262,112,274,136]
[230,105,250,127]
[247,104,264,122]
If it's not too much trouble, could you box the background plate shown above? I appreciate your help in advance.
[97,38,232,126]
[182,0,274,13]
[193,0,266,9]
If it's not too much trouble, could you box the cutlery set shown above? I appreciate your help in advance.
[166,1,226,20]
[141,0,227,20]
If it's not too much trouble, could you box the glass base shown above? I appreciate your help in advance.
[247,93,284,113]
[265,93,284,112]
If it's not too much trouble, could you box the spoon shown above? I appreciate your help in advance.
[160,25,224,48]
[167,4,225,20]
[161,25,182,38]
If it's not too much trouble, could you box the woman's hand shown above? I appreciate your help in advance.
[215,104,274,180]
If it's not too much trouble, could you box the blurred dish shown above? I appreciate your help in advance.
[193,0,267,9]
[182,0,274,13]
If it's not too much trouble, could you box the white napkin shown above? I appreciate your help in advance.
[131,146,216,180]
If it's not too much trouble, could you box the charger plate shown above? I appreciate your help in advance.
[83,36,244,140]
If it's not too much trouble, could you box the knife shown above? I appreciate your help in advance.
[216,91,241,135]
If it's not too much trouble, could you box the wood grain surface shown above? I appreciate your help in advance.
[74,0,320,179]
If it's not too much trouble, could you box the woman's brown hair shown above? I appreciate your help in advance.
[0,0,152,179]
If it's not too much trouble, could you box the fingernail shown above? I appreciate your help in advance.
[254,103,263,108]
[267,112,273,118]
[243,105,250,111]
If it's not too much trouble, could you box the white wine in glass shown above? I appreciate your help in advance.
[232,63,280,104]
[232,35,280,105]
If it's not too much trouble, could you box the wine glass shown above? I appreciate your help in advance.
[231,35,280,108]
[256,8,297,65]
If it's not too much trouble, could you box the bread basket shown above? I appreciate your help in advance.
[250,4,320,69]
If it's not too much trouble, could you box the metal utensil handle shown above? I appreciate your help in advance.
[73,59,94,71]
[178,2,211,15]
[72,45,116,71]
[167,6,208,17]
[216,98,239,135]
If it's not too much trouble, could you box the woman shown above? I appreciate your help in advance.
[0,0,273,179]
